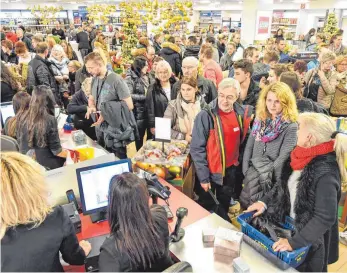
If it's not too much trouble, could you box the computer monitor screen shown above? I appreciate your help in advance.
[76,159,132,215]
[0,102,15,127]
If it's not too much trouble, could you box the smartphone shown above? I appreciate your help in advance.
[162,205,174,220]
[66,189,80,212]
[91,111,100,123]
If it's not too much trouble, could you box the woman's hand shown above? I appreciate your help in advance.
[244,202,266,217]
[201,182,211,192]
[185,134,192,143]
[273,238,293,252]
[55,76,64,83]
[150,128,155,135]
[79,240,92,256]
[63,75,69,80]
[85,107,95,119]
[92,114,104,127]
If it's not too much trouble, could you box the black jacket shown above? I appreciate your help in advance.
[297,98,329,114]
[27,55,59,103]
[146,77,177,128]
[263,153,340,272]
[153,41,161,54]
[183,45,200,59]
[99,205,173,272]
[217,42,225,59]
[1,50,18,64]
[76,31,90,50]
[52,28,66,40]
[159,42,182,77]
[18,36,33,52]
[240,79,260,107]
[1,82,15,103]
[171,75,217,104]
[1,206,86,272]
[125,69,152,128]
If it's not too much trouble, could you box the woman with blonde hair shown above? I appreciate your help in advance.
[1,152,91,271]
[45,36,56,56]
[247,112,346,272]
[240,82,298,208]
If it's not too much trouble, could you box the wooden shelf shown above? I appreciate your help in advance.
[271,23,297,26]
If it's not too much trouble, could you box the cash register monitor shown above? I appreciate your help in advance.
[0,102,15,127]
[76,159,132,222]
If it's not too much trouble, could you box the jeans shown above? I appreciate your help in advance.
[80,49,89,60]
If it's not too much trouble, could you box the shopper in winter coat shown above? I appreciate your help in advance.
[1,40,18,64]
[125,56,153,150]
[190,78,254,219]
[200,44,223,87]
[49,44,70,108]
[75,64,91,92]
[304,51,338,109]
[183,36,201,59]
[153,34,162,55]
[329,34,346,56]
[146,60,177,136]
[67,77,96,140]
[220,42,236,71]
[280,71,328,114]
[247,112,346,272]
[330,55,347,116]
[205,36,220,63]
[164,76,207,143]
[240,82,298,209]
[159,37,182,77]
[27,42,59,104]
[252,51,280,82]
[67,60,81,96]
[171,57,217,104]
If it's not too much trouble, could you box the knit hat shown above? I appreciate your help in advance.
[131,37,149,57]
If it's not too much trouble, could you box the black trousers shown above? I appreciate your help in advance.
[196,165,240,221]
[135,124,152,151]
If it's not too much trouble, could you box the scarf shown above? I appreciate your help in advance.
[49,57,69,75]
[178,95,202,135]
[251,115,290,143]
[290,140,335,170]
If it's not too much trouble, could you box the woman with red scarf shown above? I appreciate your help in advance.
[246,112,347,272]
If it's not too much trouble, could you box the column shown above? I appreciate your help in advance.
[241,0,258,46]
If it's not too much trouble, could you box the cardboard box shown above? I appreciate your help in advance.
[202,228,216,243]
[213,227,243,258]
[233,257,250,273]
[132,140,194,197]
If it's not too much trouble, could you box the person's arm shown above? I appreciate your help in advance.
[175,54,182,77]
[207,80,217,103]
[272,124,298,180]
[75,70,82,92]
[67,94,88,114]
[59,206,87,265]
[61,30,66,40]
[242,132,255,175]
[146,85,156,129]
[115,77,134,110]
[125,76,146,102]
[164,102,185,140]
[76,33,80,44]
[46,117,64,157]
[36,65,52,87]
[319,71,338,95]
[190,111,211,184]
[288,173,339,249]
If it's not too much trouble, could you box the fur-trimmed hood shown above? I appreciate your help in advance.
[161,42,181,54]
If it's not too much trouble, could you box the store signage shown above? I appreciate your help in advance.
[273,11,284,18]
[258,16,269,34]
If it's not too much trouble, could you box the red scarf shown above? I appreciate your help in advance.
[290,140,335,170]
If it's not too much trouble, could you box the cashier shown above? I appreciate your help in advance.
[1,152,91,271]
[190,78,254,220]
[99,173,174,271]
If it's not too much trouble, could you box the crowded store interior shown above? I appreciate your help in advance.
[1,0,347,272]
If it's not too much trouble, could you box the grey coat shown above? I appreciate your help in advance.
[240,122,298,208]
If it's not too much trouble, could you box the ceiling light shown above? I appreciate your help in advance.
[70,1,77,3]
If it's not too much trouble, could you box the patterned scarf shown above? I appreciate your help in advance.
[178,95,202,135]
[251,114,290,143]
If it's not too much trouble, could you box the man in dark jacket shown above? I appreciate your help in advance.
[190,78,254,220]
[171,56,217,104]
[233,59,260,107]
[183,36,200,60]
[52,22,66,40]
[16,28,33,52]
[27,42,59,104]
[220,42,236,71]
[76,27,90,60]
[153,34,162,55]
[252,51,279,82]
[159,37,182,77]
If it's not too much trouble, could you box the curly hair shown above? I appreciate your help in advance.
[1,62,20,91]
[256,82,298,122]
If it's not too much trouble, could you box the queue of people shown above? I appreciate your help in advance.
[1,23,347,273]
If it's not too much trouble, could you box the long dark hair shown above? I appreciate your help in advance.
[280,71,303,99]
[6,92,31,138]
[1,62,20,91]
[108,173,165,270]
[17,86,54,148]
[131,56,148,77]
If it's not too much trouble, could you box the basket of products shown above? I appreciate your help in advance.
[237,212,310,270]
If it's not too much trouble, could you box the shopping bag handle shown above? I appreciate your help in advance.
[208,189,220,206]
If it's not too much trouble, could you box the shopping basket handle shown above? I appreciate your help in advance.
[208,189,220,206]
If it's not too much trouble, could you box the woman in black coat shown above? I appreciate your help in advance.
[146,60,177,137]
[247,112,346,272]
[159,37,182,77]
[125,56,152,150]
[67,77,96,140]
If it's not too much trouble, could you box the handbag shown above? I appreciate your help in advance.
[330,83,347,116]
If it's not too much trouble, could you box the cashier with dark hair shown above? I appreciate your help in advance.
[99,172,174,272]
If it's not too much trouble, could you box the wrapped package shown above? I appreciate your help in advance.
[213,227,243,258]
[233,257,250,273]
[202,228,216,243]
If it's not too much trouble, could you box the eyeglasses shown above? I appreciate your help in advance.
[182,66,196,70]
[338,63,347,66]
